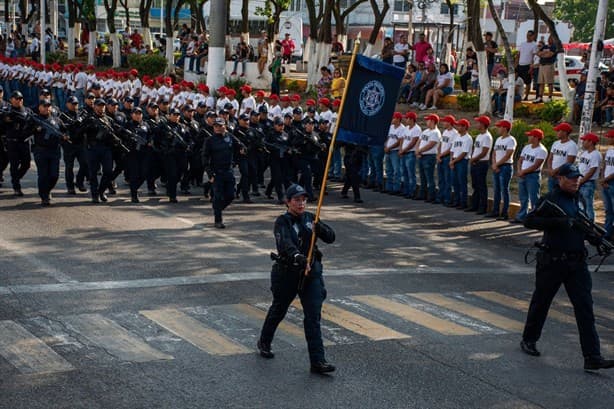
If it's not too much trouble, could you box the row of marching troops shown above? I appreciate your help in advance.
[0,82,349,227]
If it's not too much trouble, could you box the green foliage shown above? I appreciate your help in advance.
[453,74,461,89]
[513,119,557,159]
[224,76,248,98]
[456,92,479,112]
[46,52,68,65]
[554,0,614,42]
[500,49,519,70]
[126,54,167,77]
[539,99,569,123]
[512,103,531,118]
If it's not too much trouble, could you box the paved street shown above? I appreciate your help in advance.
[1,171,613,409]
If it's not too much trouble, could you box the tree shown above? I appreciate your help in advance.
[466,0,491,114]
[443,0,457,69]
[255,0,291,41]
[364,0,390,57]
[66,0,79,60]
[332,0,368,41]
[103,0,122,67]
[555,0,614,42]
[119,0,130,29]
[241,0,249,41]
[75,0,98,66]
[164,0,177,73]
[139,0,155,48]
[305,0,333,88]
[487,0,515,120]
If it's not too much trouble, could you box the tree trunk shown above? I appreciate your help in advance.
[67,27,76,60]
[466,0,490,113]
[104,0,121,67]
[119,0,130,28]
[198,1,207,34]
[140,0,153,48]
[476,51,492,114]
[444,0,455,68]
[88,32,97,66]
[165,0,175,74]
[110,32,121,68]
[366,0,389,53]
[241,0,249,42]
[487,0,515,120]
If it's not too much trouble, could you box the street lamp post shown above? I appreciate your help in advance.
[40,0,45,64]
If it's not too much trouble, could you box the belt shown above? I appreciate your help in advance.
[544,250,587,262]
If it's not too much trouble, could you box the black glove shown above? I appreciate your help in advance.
[293,253,307,269]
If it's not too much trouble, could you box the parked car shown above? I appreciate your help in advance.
[554,55,609,88]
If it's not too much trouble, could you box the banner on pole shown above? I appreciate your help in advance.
[336,55,405,146]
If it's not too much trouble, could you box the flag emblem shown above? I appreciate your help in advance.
[359,80,385,117]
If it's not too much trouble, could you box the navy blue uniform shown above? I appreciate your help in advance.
[260,211,335,364]
[31,114,65,202]
[62,109,88,192]
[1,105,34,192]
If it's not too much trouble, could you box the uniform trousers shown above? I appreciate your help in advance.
[523,257,601,359]
[32,146,60,201]
[492,163,513,216]
[400,152,416,197]
[162,152,187,200]
[127,150,150,195]
[87,144,113,197]
[6,141,31,190]
[437,155,452,204]
[236,156,250,200]
[418,154,436,200]
[451,158,469,207]
[470,160,489,211]
[293,156,315,199]
[63,144,88,190]
[212,169,235,223]
[260,261,327,364]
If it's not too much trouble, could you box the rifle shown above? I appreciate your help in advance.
[538,200,613,272]
[95,117,131,153]
[158,121,191,152]
[30,115,70,144]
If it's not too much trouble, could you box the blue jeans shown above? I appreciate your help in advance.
[418,154,436,199]
[516,172,541,221]
[385,150,401,192]
[368,145,385,186]
[603,181,614,237]
[400,152,416,197]
[492,164,513,216]
[232,58,247,74]
[53,87,66,112]
[579,180,596,221]
[452,159,468,207]
[329,146,342,178]
[437,156,452,204]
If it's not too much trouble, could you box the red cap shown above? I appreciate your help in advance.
[455,119,471,128]
[217,86,228,94]
[332,99,341,107]
[405,111,417,120]
[172,84,181,90]
[164,77,172,84]
[226,89,236,96]
[87,64,95,71]
[580,132,599,143]
[553,122,573,133]
[291,94,301,102]
[495,120,512,130]
[306,99,316,106]
[255,90,265,97]
[392,112,403,119]
[606,130,614,139]
[280,95,291,102]
[474,115,491,127]
[525,129,544,140]
[129,69,138,76]
[240,85,252,93]
[198,83,209,92]
[424,114,440,123]
[269,94,279,100]
[318,97,330,107]
[441,115,456,124]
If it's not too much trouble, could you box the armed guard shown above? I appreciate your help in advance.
[0,86,10,187]
[200,111,217,198]
[291,118,324,202]
[61,96,88,194]
[144,102,165,196]
[106,98,128,194]
[154,108,190,203]
[31,99,69,205]
[258,184,336,374]
[202,117,244,228]
[265,117,291,204]
[521,163,614,371]
[233,113,253,203]
[1,90,34,196]
[125,107,152,203]
[180,104,200,194]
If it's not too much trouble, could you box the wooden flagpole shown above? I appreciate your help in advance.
[300,40,361,290]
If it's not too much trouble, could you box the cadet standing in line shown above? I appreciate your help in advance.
[258,184,337,374]
[521,163,614,371]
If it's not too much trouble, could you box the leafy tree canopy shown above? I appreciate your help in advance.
[554,0,614,42]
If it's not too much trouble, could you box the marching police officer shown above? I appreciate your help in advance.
[126,107,152,203]
[106,98,127,194]
[521,163,614,371]
[31,99,69,205]
[62,96,88,194]
[265,117,291,204]
[155,107,190,203]
[202,117,245,228]
[233,113,254,203]
[1,90,34,196]
[180,104,200,194]
[258,184,336,374]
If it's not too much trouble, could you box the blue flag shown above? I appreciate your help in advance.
[336,55,405,146]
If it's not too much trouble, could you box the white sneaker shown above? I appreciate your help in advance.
[428,105,437,110]
[419,104,426,110]
[411,102,419,107]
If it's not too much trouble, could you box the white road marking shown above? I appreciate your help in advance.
[0,237,77,283]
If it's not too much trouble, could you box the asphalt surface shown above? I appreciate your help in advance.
[1,168,613,409]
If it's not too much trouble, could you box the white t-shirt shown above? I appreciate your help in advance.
[604,149,614,179]
[418,128,441,155]
[472,131,493,160]
[577,149,601,181]
[319,110,334,123]
[520,143,548,171]
[550,139,578,170]
[393,43,409,64]
[386,124,406,151]
[437,72,454,89]
[403,124,421,151]
[268,104,282,120]
[518,41,538,66]
[493,135,517,164]
[240,96,256,115]
[440,128,458,156]
[451,133,473,159]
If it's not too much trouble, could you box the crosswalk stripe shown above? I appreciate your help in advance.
[353,295,478,336]
[292,300,410,341]
[0,321,74,375]
[553,299,614,322]
[470,291,577,326]
[231,304,334,346]
[410,293,525,333]
[141,309,252,356]
[63,314,173,363]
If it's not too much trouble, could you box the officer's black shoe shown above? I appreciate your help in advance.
[214,222,226,229]
[41,199,51,206]
[91,196,100,204]
[340,193,349,199]
[67,189,77,195]
[13,189,24,197]
[77,184,87,192]
[520,340,540,357]
[251,191,261,196]
[266,194,274,200]
[584,356,614,371]
[310,361,336,374]
[107,186,117,195]
[354,198,363,203]
[257,340,274,359]
[181,189,191,195]
[99,193,108,202]
[169,198,178,203]
[464,207,478,212]
[485,212,499,218]
[476,210,487,215]
[242,199,254,204]
[148,190,157,196]
[131,196,140,203]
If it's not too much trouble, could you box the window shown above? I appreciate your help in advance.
[289,0,303,12]
[440,3,459,15]
[340,0,360,8]
[394,0,412,12]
